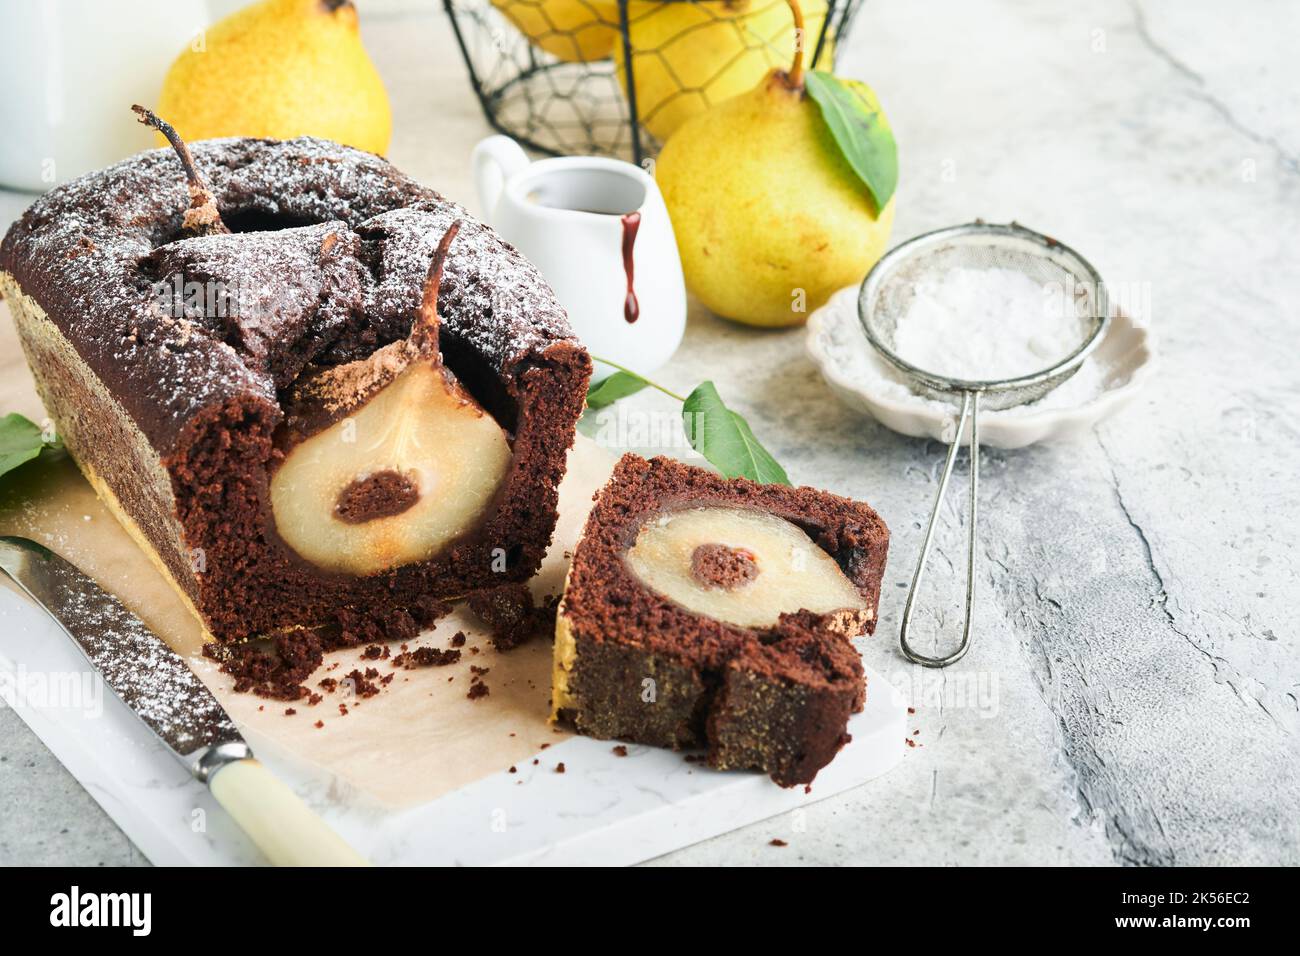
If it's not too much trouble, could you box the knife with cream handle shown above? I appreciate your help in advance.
[0,535,368,867]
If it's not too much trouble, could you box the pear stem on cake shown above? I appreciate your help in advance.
[413,220,461,353]
[131,104,229,236]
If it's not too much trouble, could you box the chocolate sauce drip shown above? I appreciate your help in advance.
[620,211,641,323]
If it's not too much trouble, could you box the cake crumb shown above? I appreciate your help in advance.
[206,597,455,701]
[343,668,380,698]
[206,629,321,701]
[555,762,566,774]
[612,745,628,757]
[336,596,452,647]
[393,645,461,669]
[467,681,490,700]
[467,584,559,651]
[769,838,788,847]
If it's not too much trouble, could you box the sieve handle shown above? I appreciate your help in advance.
[900,390,980,668]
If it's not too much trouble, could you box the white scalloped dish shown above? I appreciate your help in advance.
[806,285,1156,449]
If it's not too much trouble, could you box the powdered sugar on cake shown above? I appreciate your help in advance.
[0,136,579,452]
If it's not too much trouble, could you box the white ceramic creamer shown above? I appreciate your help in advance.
[472,135,686,379]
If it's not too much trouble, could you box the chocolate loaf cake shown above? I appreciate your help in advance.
[0,133,591,642]
[553,454,889,786]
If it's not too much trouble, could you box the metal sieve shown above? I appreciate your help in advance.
[858,221,1111,667]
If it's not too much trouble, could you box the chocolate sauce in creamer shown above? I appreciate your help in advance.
[620,211,641,323]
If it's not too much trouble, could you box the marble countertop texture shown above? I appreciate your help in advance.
[2,0,1297,866]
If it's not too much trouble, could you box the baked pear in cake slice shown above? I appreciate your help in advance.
[623,504,870,631]
[552,454,889,787]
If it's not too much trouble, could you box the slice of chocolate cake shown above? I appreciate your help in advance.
[0,130,591,642]
[552,454,889,787]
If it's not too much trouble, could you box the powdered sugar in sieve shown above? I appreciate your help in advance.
[857,221,1111,667]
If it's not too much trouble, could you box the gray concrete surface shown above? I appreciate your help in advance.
[1,0,1295,865]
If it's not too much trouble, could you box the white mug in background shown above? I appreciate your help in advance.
[471,135,686,379]
[0,0,210,193]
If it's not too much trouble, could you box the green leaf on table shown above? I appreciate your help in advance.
[682,382,791,485]
[804,70,898,212]
[586,370,652,409]
[0,413,60,481]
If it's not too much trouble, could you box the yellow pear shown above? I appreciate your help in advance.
[491,0,619,63]
[158,0,391,155]
[656,10,895,328]
[616,0,834,142]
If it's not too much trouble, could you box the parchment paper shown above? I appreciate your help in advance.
[0,304,614,807]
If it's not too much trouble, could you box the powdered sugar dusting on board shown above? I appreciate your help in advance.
[4,543,239,756]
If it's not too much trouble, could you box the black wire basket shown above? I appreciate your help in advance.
[445,0,865,165]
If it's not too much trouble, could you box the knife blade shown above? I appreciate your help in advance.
[0,535,368,866]
[0,535,242,770]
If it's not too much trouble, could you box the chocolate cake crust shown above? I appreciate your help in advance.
[1,137,591,641]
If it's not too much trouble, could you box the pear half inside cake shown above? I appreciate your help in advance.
[623,506,867,629]
[269,220,512,577]
[271,361,510,576]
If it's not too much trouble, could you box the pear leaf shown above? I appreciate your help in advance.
[805,70,898,212]
[586,370,651,409]
[682,382,791,486]
[0,413,61,481]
